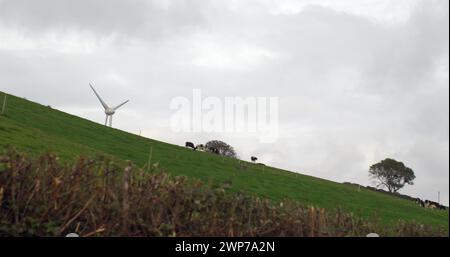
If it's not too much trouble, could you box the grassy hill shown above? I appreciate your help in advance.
[0,91,448,229]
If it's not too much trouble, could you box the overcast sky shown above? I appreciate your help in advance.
[0,0,448,205]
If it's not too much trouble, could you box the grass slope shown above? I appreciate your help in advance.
[0,92,448,228]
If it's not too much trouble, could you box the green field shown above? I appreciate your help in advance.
[0,91,448,229]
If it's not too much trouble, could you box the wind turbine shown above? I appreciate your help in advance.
[89,83,129,127]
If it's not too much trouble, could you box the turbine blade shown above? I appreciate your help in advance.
[89,83,109,110]
[113,100,129,110]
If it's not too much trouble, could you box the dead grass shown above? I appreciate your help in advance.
[0,149,447,237]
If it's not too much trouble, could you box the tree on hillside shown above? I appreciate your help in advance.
[205,140,237,159]
[369,158,415,193]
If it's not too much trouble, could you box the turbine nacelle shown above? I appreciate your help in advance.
[89,83,129,127]
[105,108,115,115]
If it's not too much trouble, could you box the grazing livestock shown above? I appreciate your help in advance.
[185,142,195,150]
[425,200,439,209]
[438,205,447,211]
[251,156,258,163]
[416,198,425,208]
[195,144,206,152]
[416,198,447,210]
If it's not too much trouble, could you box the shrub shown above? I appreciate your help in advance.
[0,149,447,237]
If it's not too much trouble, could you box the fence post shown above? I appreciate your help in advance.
[1,93,6,115]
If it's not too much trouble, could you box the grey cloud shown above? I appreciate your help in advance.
[0,0,206,40]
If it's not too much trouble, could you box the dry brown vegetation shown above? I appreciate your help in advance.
[0,149,447,237]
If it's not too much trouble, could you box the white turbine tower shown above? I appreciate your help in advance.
[89,83,129,127]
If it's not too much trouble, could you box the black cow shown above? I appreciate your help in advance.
[185,142,195,150]
[251,156,258,162]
